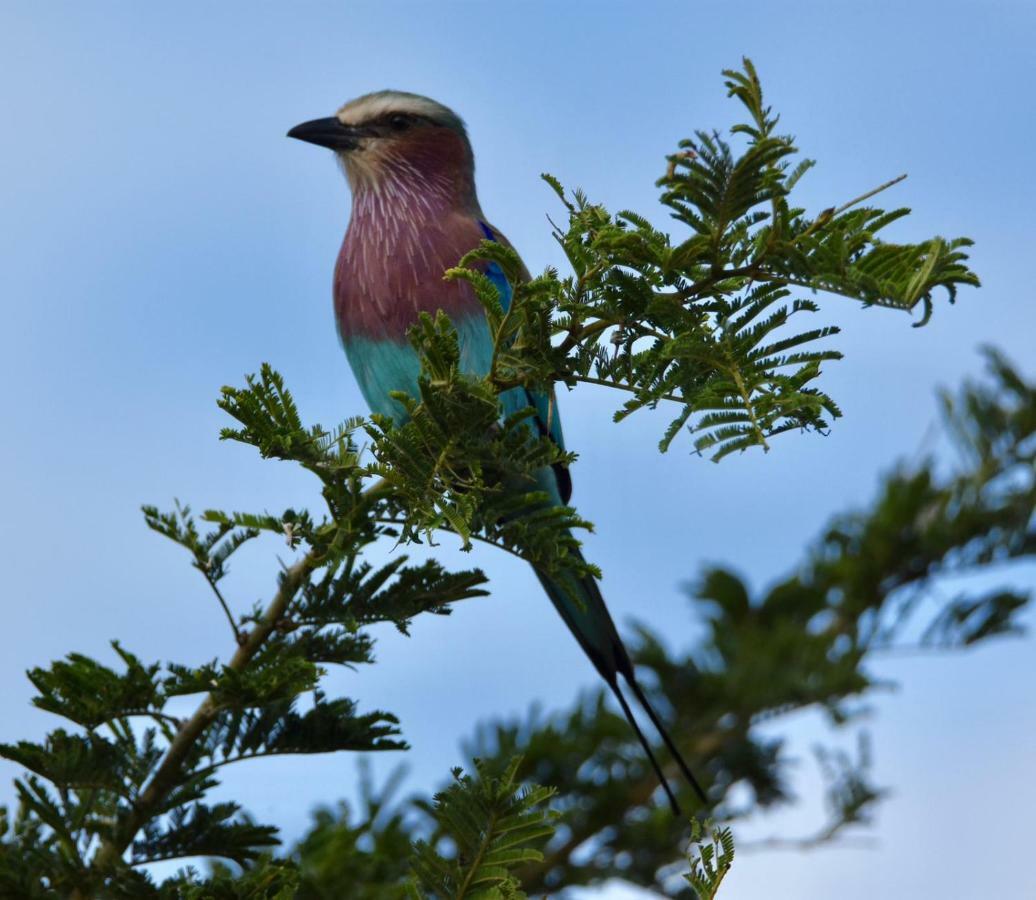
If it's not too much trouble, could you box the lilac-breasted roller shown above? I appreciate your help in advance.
[288,91,705,812]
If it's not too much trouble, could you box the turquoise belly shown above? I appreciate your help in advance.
[342,319,565,505]
[341,316,497,425]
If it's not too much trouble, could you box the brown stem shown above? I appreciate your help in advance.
[557,318,617,354]
[89,550,320,876]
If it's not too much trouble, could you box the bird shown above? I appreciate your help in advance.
[288,91,706,813]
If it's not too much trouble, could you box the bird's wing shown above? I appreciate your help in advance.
[478,220,571,504]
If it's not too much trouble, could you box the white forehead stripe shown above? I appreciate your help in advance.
[335,91,463,131]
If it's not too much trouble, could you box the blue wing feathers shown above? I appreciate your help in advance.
[480,221,568,468]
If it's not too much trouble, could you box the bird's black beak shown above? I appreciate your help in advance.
[287,117,362,151]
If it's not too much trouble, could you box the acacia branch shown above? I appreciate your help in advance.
[89,549,320,875]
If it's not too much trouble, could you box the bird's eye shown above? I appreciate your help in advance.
[387,113,412,131]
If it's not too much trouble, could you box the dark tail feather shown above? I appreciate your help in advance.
[534,551,708,814]
[609,680,682,815]
[625,676,708,805]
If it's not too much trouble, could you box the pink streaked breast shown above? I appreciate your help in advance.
[333,173,489,341]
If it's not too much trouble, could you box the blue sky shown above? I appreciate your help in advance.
[1,2,1034,896]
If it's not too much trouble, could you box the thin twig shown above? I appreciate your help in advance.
[375,517,526,564]
[574,374,683,406]
[557,318,618,354]
[832,173,907,218]
[203,573,243,644]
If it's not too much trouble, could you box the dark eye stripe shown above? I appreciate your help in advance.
[380,112,434,128]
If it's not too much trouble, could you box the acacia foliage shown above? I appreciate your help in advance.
[0,60,1003,898]
[282,348,1034,897]
[451,58,976,460]
[3,348,1029,897]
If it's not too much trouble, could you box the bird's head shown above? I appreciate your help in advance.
[288,91,475,204]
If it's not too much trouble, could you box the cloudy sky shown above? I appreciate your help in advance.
[1,2,1034,896]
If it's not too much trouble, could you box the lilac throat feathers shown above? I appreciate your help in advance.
[334,131,485,341]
